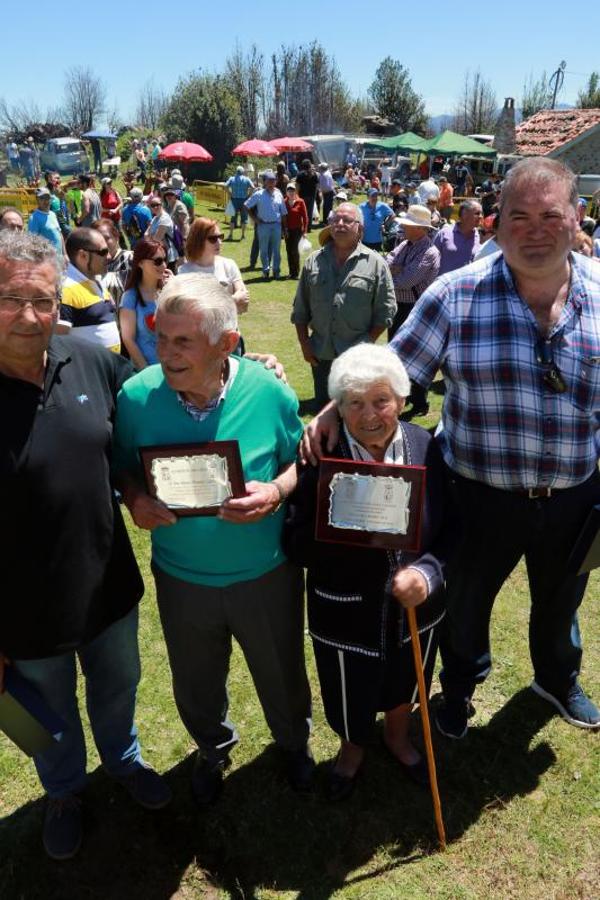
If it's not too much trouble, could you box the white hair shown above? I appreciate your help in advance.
[328,344,410,403]
[157,273,238,345]
[335,202,364,226]
[0,230,62,285]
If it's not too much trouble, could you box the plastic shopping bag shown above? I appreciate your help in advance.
[225,200,236,217]
[298,236,312,255]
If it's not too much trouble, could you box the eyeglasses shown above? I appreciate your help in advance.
[84,246,109,257]
[150,256,167,266]
[206,234,224,244]
[0,295,57,315]
[331,215,359,226]
[150,203,161,209]
[536,339,567,394]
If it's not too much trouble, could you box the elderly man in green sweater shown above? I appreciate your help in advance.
[113,273,313,804]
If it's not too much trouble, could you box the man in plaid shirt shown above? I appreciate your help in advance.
[304,158,600,736]
[386,204,440,416]
[390,157,600,736]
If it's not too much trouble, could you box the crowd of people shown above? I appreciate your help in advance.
[0,152,599,867]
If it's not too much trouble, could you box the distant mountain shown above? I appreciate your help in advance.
[428,103,574,134]
[428,114,453,133]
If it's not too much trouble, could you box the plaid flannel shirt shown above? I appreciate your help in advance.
[390,252,600,490]
[386,236,440,304]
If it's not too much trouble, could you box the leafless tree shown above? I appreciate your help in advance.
[105,100,123,135]
[224,44,264,136]
[135,79,168,130]
[63,66,106,134]
[261,42,359,137]
[452,70,497,135]
[0,97,64,134]
[0,97,69,142]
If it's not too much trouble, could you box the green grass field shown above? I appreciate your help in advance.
[0,199,598,899]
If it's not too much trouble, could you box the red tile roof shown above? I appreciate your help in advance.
[515,108,600,156]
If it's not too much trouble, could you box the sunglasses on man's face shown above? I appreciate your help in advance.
[85,246,109,257]
[206,234,224,243]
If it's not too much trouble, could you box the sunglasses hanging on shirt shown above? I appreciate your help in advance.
[536,339,567,394]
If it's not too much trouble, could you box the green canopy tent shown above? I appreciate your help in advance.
[417,130,497,178]
[367,131,429,153]
[419,130,497,157]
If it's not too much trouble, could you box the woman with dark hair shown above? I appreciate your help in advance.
[179,217,249,314]
[119,238,171,369]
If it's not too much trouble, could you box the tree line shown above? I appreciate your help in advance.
[2,48,599,179]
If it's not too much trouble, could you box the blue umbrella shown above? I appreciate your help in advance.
[81,129,117,140]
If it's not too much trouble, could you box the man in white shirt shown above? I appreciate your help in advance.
[318,163,335,226]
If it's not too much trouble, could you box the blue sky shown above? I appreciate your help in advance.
[2,2,598,123]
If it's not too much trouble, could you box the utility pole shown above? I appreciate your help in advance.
[549,61,567,109]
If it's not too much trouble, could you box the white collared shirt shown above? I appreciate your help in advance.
[343,422,405,464]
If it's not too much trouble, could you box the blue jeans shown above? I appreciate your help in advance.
[257,222,281,275]
[230,197,248,226]
[13,607,142,798]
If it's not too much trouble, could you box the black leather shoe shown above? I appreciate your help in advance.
[191,756,227,807]
[382,739,430,788]
[324,762,360,801]
[285,747,316,793]
[397,756,429,787]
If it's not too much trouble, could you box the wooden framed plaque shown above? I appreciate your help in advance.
[315,457,426,551]
[139,441,246,517]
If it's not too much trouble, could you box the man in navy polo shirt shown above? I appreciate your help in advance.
[0,231,171,860]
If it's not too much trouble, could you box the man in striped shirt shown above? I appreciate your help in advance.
[56,228,121,353]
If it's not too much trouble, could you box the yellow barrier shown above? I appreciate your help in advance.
[0,187,37,216]
[192,180,228,210]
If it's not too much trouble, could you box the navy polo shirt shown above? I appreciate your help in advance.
[0,335,143,659]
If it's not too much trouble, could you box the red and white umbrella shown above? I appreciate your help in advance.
[232,139,278,157]
[158,141,213,163]
[269,137,313,152]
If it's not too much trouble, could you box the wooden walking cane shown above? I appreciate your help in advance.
[407,606,447,850]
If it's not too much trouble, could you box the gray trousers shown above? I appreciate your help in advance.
[153,560,312,763]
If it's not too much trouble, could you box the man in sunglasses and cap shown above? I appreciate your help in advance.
[55,227,121,352]
[304,158,600,736]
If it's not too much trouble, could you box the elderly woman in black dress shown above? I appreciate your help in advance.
[284,344,452,800]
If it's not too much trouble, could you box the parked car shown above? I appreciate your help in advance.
[39,138,89,176]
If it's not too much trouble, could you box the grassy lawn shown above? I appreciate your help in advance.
[0,198,598,899]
